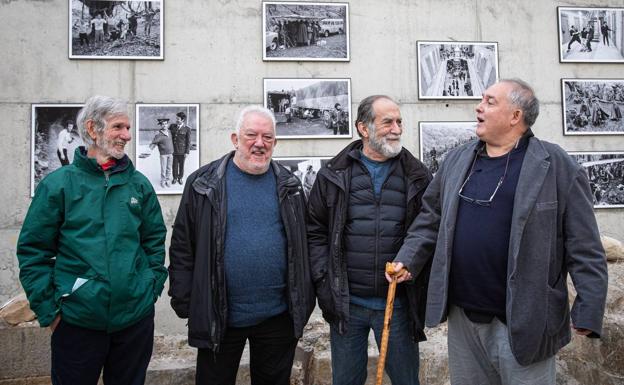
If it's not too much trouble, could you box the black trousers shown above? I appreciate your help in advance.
[196,312,297,385]
[51,311,154,385]
[57,149,69,166]
[172,154,186,180]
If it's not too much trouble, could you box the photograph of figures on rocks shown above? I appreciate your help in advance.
[562,79,624,135]
[569,152,624,208]
[31,104,84,196]
[417,41,498,99]
[559,7,624,63]
[69,0,163,59]
[264,78,351,139]
[419,121,477,174]
[263,1,349,61]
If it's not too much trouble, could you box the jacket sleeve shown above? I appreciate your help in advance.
[394,168,442,277]
[565,168,608,337]
[306,175,330,283]
[140,183,168,301]
[185,127,191,154]
[168,178,197,318]
[16,182,64,327]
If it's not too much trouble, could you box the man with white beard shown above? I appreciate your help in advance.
[307,95,432,385]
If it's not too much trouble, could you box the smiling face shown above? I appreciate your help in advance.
[231,112,276,175]
[359,98,403,161]
[88,113,132,162]
[475,82,521,145]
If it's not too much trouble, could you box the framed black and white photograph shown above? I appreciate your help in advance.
[561,79,624,135]
[264,78,352,139]
[417,41,499,99]
[569,152,624,208]
[263,1,349,61]
[69,0,163,60]
[274,157,330,198]
[31,104,84,196]
[558,7,624,63]
[135,104,199,194]
[419,121,477,174]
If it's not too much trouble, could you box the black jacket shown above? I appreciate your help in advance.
[307,141,432,340]
[168,152,315,350]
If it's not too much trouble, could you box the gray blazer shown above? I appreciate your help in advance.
[395,136,608,365]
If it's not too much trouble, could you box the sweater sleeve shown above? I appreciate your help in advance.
[16,182,64,327]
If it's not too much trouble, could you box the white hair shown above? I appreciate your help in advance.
[235,106,276,135]
[76,95,128,146]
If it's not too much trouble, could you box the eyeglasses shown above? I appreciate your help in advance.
[458,145,512,207]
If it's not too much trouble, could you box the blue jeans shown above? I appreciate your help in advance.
[330,303,420,385]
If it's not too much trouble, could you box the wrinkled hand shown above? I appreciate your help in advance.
[49,314,61,332]
[385,262,412,283]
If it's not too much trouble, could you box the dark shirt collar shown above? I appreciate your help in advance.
[475,128,534,157]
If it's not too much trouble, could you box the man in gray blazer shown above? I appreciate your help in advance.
[389,79,608,384]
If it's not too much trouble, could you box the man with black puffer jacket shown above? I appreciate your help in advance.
[307,95,432,385]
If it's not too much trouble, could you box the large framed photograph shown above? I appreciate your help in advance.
[69,0,164,60]
[561,79,624,135]
[569,151,624,208]
[558,7,624,63]
[274,156,330,198]
[419,121,477,174]
[135,104,199,194]
[31,104,84,196]
[417,41,499,99]
[262,1,349,61]
[264,78,352,139]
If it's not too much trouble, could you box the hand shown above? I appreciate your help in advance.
[573,327,592,336]
[385,262,412,283]
[49,314,61,332]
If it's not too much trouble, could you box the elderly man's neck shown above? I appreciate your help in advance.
[484,129,528,157]
[87,146,115,166]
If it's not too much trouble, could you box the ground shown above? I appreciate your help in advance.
[266,34,347,59]
[276,114,338,137]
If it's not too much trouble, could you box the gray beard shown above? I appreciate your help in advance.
[369,132,402,158]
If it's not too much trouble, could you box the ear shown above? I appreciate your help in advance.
[510,109,523,127]
[356,121,369,139]
[230,132,239,148]
[86,120,98,140]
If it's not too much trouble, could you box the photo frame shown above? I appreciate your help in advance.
[31,104,84,196]
[135,104,200,194]
[561,79,624,135]
[418,121,477,174]
[568,151,624,208]
[69,0,164,60]
[274,156,330,198]
[262,1,350,61]
[264,78,352,139]
[417,41,499,100]
[558,6,624,63]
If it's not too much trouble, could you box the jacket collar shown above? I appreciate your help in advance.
[73,147,131,176]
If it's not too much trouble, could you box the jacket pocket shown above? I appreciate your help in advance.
[545,279,568,336]
[315,275,336,321]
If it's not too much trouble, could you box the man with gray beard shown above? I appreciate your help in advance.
[307,95,432,385]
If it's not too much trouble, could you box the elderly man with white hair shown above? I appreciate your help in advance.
[17,95,167,385]
[168,106,315,385]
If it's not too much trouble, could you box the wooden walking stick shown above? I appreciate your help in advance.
[375,262,406,385]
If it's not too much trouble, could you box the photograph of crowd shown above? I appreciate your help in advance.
[69,0,163,59]
[569,152,624,208]
[417,41,498,99]
[31,104,84,196]
[562,79,624,135]
[559,7,624,63]
[274,157,330,198]
[135,104,199,194]
[264,78,352,139]
[419,121,477,174]
[263,1,349,61]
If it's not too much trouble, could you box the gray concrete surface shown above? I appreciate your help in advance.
[0,0,622,341]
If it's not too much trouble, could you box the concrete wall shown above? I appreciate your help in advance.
[1,0,623,336]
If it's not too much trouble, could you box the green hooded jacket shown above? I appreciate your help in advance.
[17,147,167,332]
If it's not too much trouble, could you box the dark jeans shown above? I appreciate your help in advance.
[79,33,90,46]
[196,312,297,385]
[51,311,154,385]
[57,149,69,166]
[172,154,186,181]
[330,303,420,385]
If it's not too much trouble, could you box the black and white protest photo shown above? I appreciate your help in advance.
[135,104,199,195]
[69,0,163,60]
[263,1,349,61]
[31,104,84,196]
[417,41,499,99]
[562,79,624,135]
[419,121,477,174]
[264,78,352,139]
[569,152,624,208]
[274,157,329,198]
[558,7,624,63]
